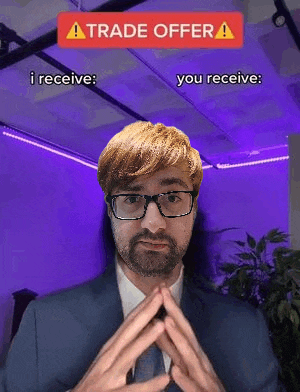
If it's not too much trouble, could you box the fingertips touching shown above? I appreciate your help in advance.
[152,318,165,334]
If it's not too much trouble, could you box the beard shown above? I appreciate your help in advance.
[115,229,188,277]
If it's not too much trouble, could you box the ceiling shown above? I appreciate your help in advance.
[0,0,299,166]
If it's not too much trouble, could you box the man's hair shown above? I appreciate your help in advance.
[97,121,203,195]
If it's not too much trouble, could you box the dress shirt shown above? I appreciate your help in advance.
[116,260,184,372]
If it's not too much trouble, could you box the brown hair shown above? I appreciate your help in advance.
[97,121,203,195]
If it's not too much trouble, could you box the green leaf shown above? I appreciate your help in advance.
[259,263,271,272]
[266,228,280,239]
[273,246,290,257]
[237,269,250,286]
[292,250,300,259]
[288,270,300,285]
[292,299,300,309]
[247,233,256,249]
[236,252,255,260]
[234,241,245,247]
[290,309,300,328]
[214,227,240,234]
[219,263,239,274]
[277,300,289,322]
[266,228,289,243]
[256,237,266,254]
[291,259,300,270]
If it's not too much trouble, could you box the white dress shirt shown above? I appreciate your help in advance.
[116,260,184,372]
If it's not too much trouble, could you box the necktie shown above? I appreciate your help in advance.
[133,343,166,382]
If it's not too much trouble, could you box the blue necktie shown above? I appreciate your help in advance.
[133,343,166,382]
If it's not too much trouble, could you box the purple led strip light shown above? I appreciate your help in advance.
[202,156,289,170]
[2,129,289,171]
[2,131,98,170]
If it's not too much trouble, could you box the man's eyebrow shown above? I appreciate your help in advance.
[159,177,189,189]
[116,184,144,193]
[115,177,189,193]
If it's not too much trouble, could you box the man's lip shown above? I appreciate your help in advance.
[138,240,169,246]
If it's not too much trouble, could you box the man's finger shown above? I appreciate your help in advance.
[99,288,163,369]
[155,330,188,375]
[161,287,201,355]
[171,365,200,392]
[165,316,216,387]
[113,319,165,376]
[116,374,171,392]
[100,286,160,355]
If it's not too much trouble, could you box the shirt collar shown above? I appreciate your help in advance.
[116,258,184,319]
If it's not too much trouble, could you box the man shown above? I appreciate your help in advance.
[2,122,282,391]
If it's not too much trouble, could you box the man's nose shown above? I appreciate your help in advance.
[140,202,166,233]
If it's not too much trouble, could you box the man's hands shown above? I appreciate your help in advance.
[73,287,170,392]
[73,285,225,392]
[160,286,226,392]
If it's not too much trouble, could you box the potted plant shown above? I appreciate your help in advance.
[215,228,300,391]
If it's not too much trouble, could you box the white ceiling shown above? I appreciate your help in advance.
[0,0,299,165]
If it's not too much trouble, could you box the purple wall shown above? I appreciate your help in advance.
[0,129,289,364]
[199,159,289,237]
[0,129,106,365]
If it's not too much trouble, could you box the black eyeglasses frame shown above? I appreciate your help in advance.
[105,190,198,220]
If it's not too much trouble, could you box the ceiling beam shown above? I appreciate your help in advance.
[0,0,148,70]
[0,0,218,168]
[273,0,300,50]
[2,26,147,120]
[127,48,241,155]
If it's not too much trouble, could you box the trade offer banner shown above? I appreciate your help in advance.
[58,12,244,49]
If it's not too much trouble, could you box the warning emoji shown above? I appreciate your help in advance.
[215,22,235,39]
[66,22,86,39]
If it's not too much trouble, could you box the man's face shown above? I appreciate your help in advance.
[109,166,197,277]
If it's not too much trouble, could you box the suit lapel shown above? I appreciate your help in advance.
[180,277,206,342]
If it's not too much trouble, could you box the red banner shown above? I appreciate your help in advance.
[57,12,243,49]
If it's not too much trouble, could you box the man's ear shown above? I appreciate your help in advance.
[106,204,112,219]
[193,207,197,222]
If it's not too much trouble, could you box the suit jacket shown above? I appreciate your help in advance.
[1,263,283,392]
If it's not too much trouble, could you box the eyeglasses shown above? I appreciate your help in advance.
[105,191,198,220]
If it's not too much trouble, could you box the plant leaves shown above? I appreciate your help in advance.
[288,270,300,286]
[256,237,266,255]
[247,233,256,249]
[234,241,245,247]
[278,300,289,322]
[214,227,300,388]
[259,263,271,272]
[273,246,290,257]
[236,252,255,260]
[292,299,300,309]
[290,309,300,328]
[219,263,239,274]
[266,228,289,243]
[266,228,280,238]
[237,269,249,284]
[213,227,241,234]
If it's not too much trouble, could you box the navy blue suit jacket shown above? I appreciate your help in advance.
[2,264,282,391]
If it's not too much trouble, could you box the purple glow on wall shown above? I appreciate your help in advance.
[2,131,98,170]
[3,129,290,173]
[217,156,289,168]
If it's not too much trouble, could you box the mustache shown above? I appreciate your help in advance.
[130,230,176,246]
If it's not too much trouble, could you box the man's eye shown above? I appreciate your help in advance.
[167,195,180,202]
[125,196,140,204]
